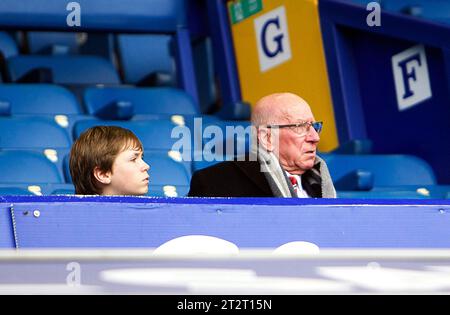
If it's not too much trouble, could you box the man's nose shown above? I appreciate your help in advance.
[306,127,320,142]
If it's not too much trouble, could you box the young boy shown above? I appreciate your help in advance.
[69,126,150,195]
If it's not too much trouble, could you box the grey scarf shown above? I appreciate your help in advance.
[255,148,336,198]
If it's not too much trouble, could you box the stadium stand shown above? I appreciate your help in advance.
[6,55,120,85]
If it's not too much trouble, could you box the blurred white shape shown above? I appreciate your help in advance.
[27,185,42,196]
[54,115,69,128]
[44,149,58,163]
[171,115,185,126]
[163,185,178,197]
[101,268,256,287]
[318,266,450,292]
[168,150,183,162]
[272,241,320,255]
[153,235,239,255]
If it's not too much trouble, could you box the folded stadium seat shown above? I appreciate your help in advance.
[336,190,432,199]
[321,154,437,187]
[0,151,63,184]
[0,183,76,196]
[0,116,72,149]
[0,186,35,196]
[6,55,120,85]
[0,84,83,115]
[83,86,199,119]
[48,183,75,195]
[26,31,79,55]
[116,34,176,87]
[73,119,179,152]
[144,151,191,198]
[0,31,18,59]
[320,153,443,199]
[0,83,90,134]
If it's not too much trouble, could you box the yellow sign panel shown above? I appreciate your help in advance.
[229,0,338,151]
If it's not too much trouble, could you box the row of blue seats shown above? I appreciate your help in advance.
[0,31,219,115]
[0,84,200,116]
[0,31,176,87]
[0,150,190,197]
[1,147,449,199]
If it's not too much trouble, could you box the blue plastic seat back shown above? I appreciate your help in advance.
[0,84,82,115]
[7,55,120,85]
[116,34,175,84]
[0,151,63,183]
[0,31,18,59]
[147,185,189,197]
[84,87,199,117]
[73,119,181,152]
[0,117,72,149]
[144,152,190,187]
[336,189,431,199]
[0,186,35,196]
[321,154,437,186]
[26,31,79,55]
[189,117,252,156]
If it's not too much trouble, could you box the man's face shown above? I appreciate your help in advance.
[106,148,150,195]
[273,103,320,175]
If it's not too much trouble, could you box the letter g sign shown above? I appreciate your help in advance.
[254,6,292,72]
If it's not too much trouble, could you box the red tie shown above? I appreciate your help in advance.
[289,176,299,196]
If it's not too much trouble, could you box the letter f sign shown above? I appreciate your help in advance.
[392,45,432,111]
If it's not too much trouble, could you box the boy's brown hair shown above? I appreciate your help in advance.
[70,126,143,195]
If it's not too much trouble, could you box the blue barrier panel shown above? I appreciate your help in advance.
[2,196,450,248]
[0,0,187,32]
[0,198,16,248]
[319,0,450,184]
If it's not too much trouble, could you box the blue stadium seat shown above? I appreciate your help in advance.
[6,55,120,85]
[0,84,83,115]
[144,151,190,187]
[0,186,35,196]
[0,151,63,184]
[116,34,175,86]
[0,31,18,59]
[336,189,432,199]
[0,117,72,149]
[26,31,79,55]
[49,184,75,195]
[321,154,437,187]
[83,86,199,119]
[147,185,189,197]
[191,117,252,156]
[73,119,180,152]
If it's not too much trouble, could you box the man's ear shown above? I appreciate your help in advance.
[93,167,112,185]
[257,127,274,152]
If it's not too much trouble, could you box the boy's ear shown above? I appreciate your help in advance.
[93,166,112,185]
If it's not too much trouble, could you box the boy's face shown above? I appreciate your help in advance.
[104,148,150,196]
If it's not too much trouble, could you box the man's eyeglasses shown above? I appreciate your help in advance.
[265,121,323,136]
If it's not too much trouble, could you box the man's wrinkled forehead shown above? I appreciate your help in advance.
[277,97,314,123]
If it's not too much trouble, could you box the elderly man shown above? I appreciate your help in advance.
[188,92,336,198]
